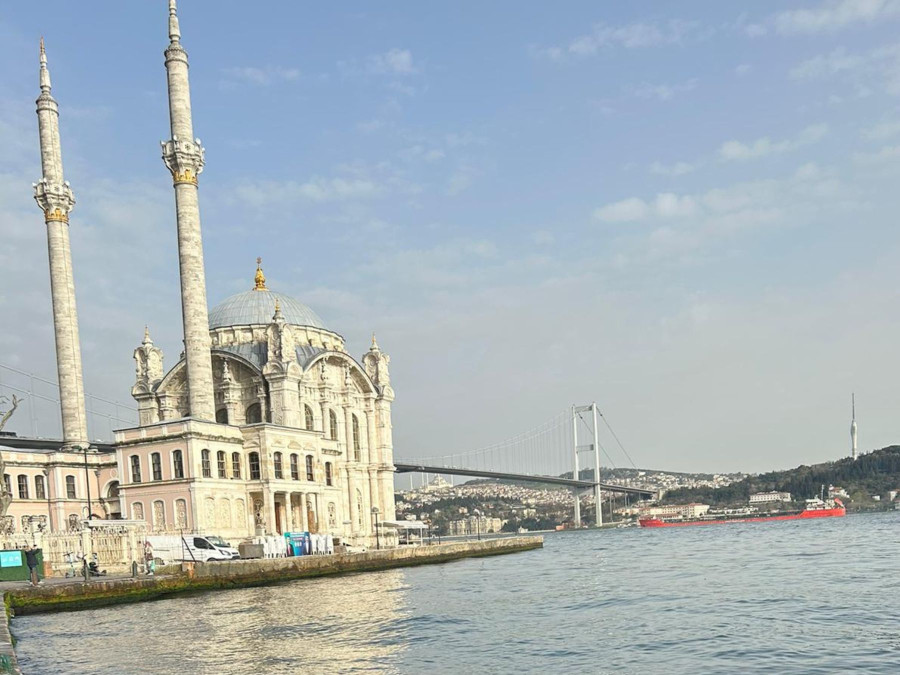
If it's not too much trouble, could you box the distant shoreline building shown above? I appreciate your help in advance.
[749,491,791,504]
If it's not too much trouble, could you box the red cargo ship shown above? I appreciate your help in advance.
[639,498,845,528]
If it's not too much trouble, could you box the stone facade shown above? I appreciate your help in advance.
[112,2,396,546]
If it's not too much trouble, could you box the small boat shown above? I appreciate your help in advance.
[639,498,845,528]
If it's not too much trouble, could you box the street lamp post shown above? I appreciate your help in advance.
[371,506,380,550]
[80,445,93,520]
[41,468,52,532]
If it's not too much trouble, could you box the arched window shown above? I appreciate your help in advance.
[273,452,284,480]
[17,475,28,500]
[130,455,142,483]
[217,450,227,478]
[305,455,314,481]
[304,405,314,431]
[325,462,333,486]
[66,475,76,499]
[246,403,262,424]
[132,501,144,521]
[2,475,9,497]
[201,449,211,478]
[216,408,229,424]
[352,414,361,461]
[290,454,299,480]
[232,452,242,478]
[329,410,338,440]
[34,475,45,500]
[173,449,185,479]
[249,452,261,480]
[151,452,162,481]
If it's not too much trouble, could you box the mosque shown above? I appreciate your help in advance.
[1,1,396,546]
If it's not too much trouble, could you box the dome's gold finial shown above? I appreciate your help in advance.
[254,256,267,290]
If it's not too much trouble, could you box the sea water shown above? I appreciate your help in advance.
[14,511,899,674]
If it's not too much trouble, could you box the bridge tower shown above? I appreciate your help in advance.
[572,403,603,527]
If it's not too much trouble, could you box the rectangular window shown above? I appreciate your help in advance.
[17,475,28,500]
[66,475,76,499]
[152,453,162,481]
[290,454,299,480]
[201,450,211,478]
[249,453,261,480]
[274,453,283,480]
[305,455,314,481]
[325,462,333,487]
[217,451,227,479]
[232,452,241,479]
[173,450,184,479]
[34,475,46,501]
[130,456,142,483]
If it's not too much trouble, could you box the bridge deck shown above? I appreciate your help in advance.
[394,463,655,497]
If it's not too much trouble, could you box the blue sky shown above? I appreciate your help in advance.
[3,0,900,473]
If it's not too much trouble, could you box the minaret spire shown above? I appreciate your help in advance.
[33,39,89,449]
[850,393,858,460]
[161,0,215,420]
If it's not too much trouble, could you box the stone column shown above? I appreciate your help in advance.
[160,1,215,421]
[33,41,89,450]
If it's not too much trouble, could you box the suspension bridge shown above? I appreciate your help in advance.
[1,363,655,527]
[395,403,656,527]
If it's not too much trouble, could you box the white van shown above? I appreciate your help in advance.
[146,535,235,564]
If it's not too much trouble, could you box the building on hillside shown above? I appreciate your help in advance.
[749,491,791,504]
[12,2,397,545]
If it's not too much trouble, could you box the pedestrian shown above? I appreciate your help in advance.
[143,540,155,575]
[24,545,40,586]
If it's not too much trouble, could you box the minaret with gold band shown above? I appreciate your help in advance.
[33,38,89,449]
[161,0,215,420]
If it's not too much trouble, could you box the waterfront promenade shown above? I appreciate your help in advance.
[4,537,541,616]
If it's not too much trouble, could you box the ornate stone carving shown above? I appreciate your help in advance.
[175,499,187,530]
[161,136,205,185]
[134,327,165,390]
[363,335,393,398]
[33,178,75,224]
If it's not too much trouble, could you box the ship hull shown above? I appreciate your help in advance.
[639,507,845,528]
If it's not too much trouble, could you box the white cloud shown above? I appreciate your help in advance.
[745,23,768,37]
[650,161,696,176]
[593,197,650,223]
[631,79,698,101]
[775,0,900,35]
[234,176,382,206]
[735,64,753,76]
[593,193,698,223]
[790,48,864,79]
[221,66,300,86]
[718,124,828,161]
[853,143,900,162]
[536,19,700,61]
[861,118,900,140]
[368,49,416,75]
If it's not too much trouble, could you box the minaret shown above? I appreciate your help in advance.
[160,0,215,420]
[850,393,858,460]
[33,39,89,449]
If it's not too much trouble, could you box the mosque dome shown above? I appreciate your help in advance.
[208,259,326,330]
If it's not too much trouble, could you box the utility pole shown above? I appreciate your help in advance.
[592,402,603,527]
[572,405,581,527]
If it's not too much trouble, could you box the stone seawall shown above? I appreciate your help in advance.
[4,536,542,616]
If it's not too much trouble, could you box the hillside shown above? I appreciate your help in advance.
[663,446,900,507]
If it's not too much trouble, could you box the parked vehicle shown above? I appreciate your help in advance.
[205,535,240,559]
[145,535,234,563]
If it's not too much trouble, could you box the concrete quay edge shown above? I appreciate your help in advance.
[3,536,542,618]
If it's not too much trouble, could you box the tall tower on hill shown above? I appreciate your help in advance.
[33,39,89,449]
[161,0,215,420]
[850,393,858,461]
